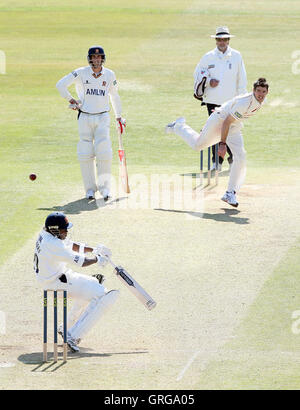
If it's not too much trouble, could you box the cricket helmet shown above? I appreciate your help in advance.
[45,212,73,238]
[87,45,106,66]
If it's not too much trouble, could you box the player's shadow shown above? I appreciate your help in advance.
[155,208,249,225]
[37,196,128,215]
[19,349,148,372]
[180,169,230,179]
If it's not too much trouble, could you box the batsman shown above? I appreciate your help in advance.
[56,45,126,201]
[34,212,119,353]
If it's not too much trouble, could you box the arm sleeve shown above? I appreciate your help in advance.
[109,73,122,118]
[237,56,247,95]
[56,70,80,100]
[50,240,85,267]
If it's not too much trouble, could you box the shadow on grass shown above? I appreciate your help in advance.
[19,349,148,372]
[180,169,230,179]
[37,196,128,215]
[154,207,249,225]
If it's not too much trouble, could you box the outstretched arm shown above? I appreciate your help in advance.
[72,243,94,253]
[72,243,111,268]
[82,256,98,267]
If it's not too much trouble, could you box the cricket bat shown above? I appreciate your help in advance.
[118,128,130,194]
[108,257,156,311]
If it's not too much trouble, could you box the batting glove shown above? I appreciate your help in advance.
[68,99,81,110]
[96,255,108,267]
[116,117,126,134]
[92,244,112,258]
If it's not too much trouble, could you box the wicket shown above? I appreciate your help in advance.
[43,290,67,363]
[200,143,219,186]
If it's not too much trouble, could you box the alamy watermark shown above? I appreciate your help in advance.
[95,173,204,216]
[291,50,300,75]
[0,311,6,335]
[0,50,6,74]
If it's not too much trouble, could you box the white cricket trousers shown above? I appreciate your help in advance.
[39,270,119,340]
[77,112,112,196]
[174,112,247,192]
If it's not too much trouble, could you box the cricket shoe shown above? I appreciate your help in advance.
[58,326,81,346]
[221,191,239,208]
[103,195,112,202]
[101,188,111,202]
[67,333,80,353]
[165,117,185,134]
[86,189,95,200]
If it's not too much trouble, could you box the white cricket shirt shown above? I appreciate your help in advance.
[218,92,262,129]
[34,230,84,283]
[56,65,122,117]
[194,46,247,105]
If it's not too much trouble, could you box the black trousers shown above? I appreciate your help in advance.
[206,103,233,165]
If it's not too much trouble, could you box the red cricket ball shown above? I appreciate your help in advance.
[29,173,37,181]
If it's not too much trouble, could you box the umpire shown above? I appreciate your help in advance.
[194,26,247,170]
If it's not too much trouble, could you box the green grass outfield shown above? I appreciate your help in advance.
[0,0,300,390]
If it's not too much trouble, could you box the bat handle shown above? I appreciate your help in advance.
[107,256,117,269]
[117,128,125,150]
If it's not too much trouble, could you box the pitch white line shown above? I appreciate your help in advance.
[176,345,224,381]
[176,351,201,381]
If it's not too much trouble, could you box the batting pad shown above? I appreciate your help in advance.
[96,160,111,195]
[77,140,97,192]
[94,136,112,160]
[68,290,119,340]
[94,138,112,195]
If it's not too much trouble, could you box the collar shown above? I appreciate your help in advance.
[215,46,232,58]
[89,65,104,78]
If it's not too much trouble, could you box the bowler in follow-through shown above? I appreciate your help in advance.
[166,78,269,207]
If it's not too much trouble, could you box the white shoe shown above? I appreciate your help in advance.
[67,333,80,353]
[100,188,111,202]
[221,191,238,207]
[165,117,185,134]
[86,189,95,200]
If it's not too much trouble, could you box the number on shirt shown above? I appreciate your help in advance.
[34,253,39,274]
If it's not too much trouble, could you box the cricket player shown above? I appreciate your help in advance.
[194,26,247,170]
[34,212,119,353]
[166,78,269,207]
[56,46,126,200]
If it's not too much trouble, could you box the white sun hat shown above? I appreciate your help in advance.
[210,26,235,38]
